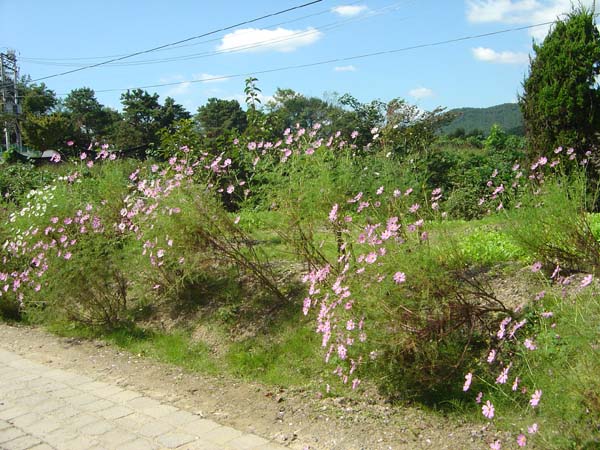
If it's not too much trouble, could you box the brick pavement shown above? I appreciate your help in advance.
[0,348,286,449]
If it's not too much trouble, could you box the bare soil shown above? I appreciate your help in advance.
[0,323,505,449]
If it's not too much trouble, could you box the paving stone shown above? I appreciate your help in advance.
[28,444,55,450]
[0,347,288,450]
[66,392,100,407]
[43,428,80,447]
[78,398,115,413]
[140,402,179,419]
[160,409,198,427]
[47,405,80,421]
[11,412,42,428]
[227,433,271,450]
[26,417,62,436]
[202,425,244,445]
[127,396,162,410]
[0,420,10,431]
[155,431,197,448]
[1,434,42,450]
[107,389,142,403]
[96,428,138,447]
[93,385,124,398]
[0,427,25,444]
[68,412,100,430]
[97,404,134,420]
[119,437,160,450]
[0,406,28,421]
[178,418,221,436]
[29,398,64,414]
[137,419,173,438]
[183,441,225,450]
[61,436,100,450]
[79,419,114,436]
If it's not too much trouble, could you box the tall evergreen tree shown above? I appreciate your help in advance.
[519,7,600,158]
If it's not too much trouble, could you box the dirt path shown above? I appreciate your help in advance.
[0,324,493,449]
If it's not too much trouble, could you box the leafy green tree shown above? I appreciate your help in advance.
[268,88,336,130]
[519,7,600,158]
[159,96,191,130]
[119,89,164,148]
[21,112,78,151]
[196,98,247,139]
[20,83,57,116]
[64,87,116,143]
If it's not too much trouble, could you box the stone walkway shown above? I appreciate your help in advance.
[0,348,286,450]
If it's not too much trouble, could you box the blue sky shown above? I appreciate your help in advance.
[1,0,597,112]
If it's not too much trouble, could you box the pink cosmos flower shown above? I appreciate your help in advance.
[328,204,338,223]
[226,185,235,194]
[80,152,87,160]
[512,376,520,391]
[482,400,494,419]
[393,272,406,284]
[581,274,593,288]
[528,423,538,434]
[530,390,542,407]
[517,434,527,447]
[524,339,537,350]
[463,372,472,391]
[376,186,384,195]
[409,203,420,213]
[531,261,542,272]
[475,391,483,403]
[67,140,74,146]
[490,441,501,450]
[365,252,377,264]
[496,366,510,384]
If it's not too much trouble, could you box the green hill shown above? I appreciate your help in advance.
[442,103,524,136]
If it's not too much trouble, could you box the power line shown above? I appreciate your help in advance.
[30,0,324,82]
[60,19,560,96]
[22,1,408,69]
[21,0,364,62]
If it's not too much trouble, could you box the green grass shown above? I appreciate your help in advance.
[462,290,600,449]
[226,323,322,386]
[45,314,323,389]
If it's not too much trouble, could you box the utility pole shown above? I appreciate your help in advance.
[0,50,22,153]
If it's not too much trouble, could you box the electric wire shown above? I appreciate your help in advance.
[22,1,407,68]
[63,19,561,95]
[30,0,324,82]
[21,0,364,62]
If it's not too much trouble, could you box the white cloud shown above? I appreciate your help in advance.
[193,73,228,83]
[159,75,193,96]
[166,81,192,96]
[331,5,369,17]
[334,65,357,72]
[466,0,597,39]
[217,27,322,53]
[472,46,529,64]
[409,87,434,99]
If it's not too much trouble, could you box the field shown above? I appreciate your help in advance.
[1,126,600,449]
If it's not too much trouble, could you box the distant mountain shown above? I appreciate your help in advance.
[442,103,524,136]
